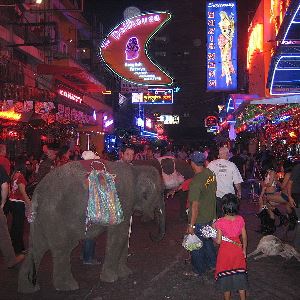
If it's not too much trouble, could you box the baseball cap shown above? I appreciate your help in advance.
[189,151,206,166]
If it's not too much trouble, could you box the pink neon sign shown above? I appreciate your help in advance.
[58,88,83,104]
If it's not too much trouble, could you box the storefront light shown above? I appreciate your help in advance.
[0,108,21,121]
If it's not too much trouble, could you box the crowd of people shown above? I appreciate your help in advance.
[0,140,299,299]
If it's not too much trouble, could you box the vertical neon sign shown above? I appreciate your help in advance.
[206,1,237,91]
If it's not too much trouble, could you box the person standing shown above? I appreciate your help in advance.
[5,157,31,254]
[208,147,243,218]
[119,145,135,163]
[214,194,248,300]
[185,151,217,277]
[0,165,25,268]
[0,143,11,175]
[287,163,300,248]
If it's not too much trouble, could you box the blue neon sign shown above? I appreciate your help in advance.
[206,1,237,91]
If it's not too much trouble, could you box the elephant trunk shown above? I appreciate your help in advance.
[149,201,166,242]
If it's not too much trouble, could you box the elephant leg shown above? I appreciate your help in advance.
[101,221,131,282]
[18,225,48,293]
[52,241,79,291]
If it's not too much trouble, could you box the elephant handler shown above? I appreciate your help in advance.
[184,151,217,278]
[0,165,25,268]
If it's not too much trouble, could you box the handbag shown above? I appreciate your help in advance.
[86,161,124,227]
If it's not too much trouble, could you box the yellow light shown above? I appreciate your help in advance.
[247,24,263,69]
[36,0,43,4]
[289,131,297,138]
[0,108,21,121]
[102,90,112,95]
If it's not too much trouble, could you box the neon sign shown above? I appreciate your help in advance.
[247,24,263,69]
[270,55,300,95]
[58,88,83,104]
[0,108,21,121]
[104,119,114,128]
[145,118,152,128]
[132,88,173,104]
[206,1,237,91]
[157,115,180,125]
[100,12,173,86]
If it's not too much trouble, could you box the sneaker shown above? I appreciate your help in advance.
[8,254,25,269]
[83,259,101,265]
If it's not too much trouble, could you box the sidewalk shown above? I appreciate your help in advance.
[0,195,299,300]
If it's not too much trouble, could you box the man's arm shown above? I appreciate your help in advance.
[1,182,9,209]
[187,201,199,235]
[234,183,242,199]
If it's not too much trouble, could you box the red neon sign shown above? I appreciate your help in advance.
[100,12,173,86]
[58,88,83,104]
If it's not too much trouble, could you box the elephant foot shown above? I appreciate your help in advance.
[100,269,118,283]
[18,281,40,294]
[118,264,133,278]
[54,277,79,291]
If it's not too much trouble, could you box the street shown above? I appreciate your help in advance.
[1,192,300,300]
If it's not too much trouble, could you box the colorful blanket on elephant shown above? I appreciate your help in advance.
[86,165,124,228]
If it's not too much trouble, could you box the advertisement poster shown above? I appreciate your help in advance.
[206,1,237,91]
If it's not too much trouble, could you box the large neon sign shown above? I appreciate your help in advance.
[206,1,237,91]
[100,12,173,86]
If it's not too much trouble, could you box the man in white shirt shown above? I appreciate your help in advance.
[208,147,243,217]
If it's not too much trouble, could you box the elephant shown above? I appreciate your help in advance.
[133,157,194,220]
[18,160,165,293]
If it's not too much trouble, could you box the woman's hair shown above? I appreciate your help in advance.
[222,193,239,216]
[13,156,26,176]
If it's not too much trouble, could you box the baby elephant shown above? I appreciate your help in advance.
[248,235,300,261]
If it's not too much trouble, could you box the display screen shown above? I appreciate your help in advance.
[132,88,173,104]
[100,12,173,86]
[206,1,237,91]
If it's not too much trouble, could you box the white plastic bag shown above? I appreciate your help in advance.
[182,234,203,251]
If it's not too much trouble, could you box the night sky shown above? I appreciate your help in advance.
[85,0,261,142]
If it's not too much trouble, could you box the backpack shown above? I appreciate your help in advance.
[157,157,185,190]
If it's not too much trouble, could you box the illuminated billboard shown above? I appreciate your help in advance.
[206,1,237,91]
[100,12,173,86]
[157,115,180,125]
[132,88,173,104]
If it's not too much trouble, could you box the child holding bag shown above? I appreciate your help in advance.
[214,194,248,300]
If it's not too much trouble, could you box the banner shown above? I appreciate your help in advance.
[206,1,237,91]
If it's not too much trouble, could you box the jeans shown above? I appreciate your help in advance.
[191,223,216,276]
[5,200,25,253]
[82,239,96,262]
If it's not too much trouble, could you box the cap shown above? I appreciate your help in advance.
[189,151,206,166]
[81,150,100,160]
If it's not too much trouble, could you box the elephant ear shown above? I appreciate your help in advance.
[133,165,163,219]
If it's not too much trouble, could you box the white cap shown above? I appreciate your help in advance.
[81,150,100,160]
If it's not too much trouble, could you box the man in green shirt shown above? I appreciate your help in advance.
[186,151,217,276]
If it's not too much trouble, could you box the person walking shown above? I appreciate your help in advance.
[0,165,24,268]
[184,151,217,277]
[214,194,248,300]
[208,147,243,218]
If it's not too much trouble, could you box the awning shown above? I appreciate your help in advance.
[250,94,300,105]
[37,63,106,93]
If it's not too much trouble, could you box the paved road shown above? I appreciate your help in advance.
[1,193,300,300]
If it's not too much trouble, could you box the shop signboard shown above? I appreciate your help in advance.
[206,1,237,91]
[132,88,173,104]
[100,12,173,86]
[157,115,180,125]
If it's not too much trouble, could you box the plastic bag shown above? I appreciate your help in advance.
[182,234,203,251]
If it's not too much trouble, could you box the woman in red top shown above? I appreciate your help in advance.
[6,157,31,254]
[214,194,248,300]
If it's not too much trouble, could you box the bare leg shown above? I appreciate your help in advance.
[224,291,231,300]
[239,289,246,300]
